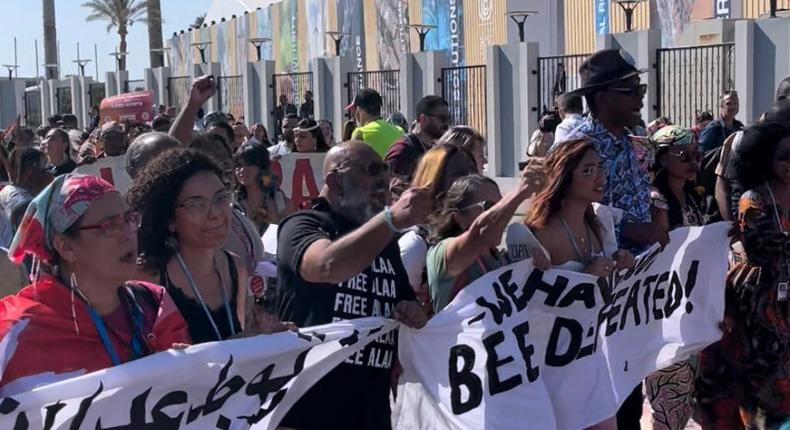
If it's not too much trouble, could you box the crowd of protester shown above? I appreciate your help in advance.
[0,47,788,430]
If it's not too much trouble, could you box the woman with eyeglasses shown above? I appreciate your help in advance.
[0,174,190,395]
[425,166,543,313]
[129,148,249,343]
[293,119,330,153]
[233,144,291,234]
[512,139,634,430]
[642,126,704,430]
[695,119,790,429]
[398,144,477,311]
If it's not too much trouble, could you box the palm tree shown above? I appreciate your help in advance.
[146,0,164,68]
[42,0,58,79]
[192,14,206,29]
[82,0,147,71]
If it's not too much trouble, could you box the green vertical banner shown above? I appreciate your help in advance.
[279,0,298,73]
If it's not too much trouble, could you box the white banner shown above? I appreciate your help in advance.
[0,224,729,430]
[393,223,730,430]
[270,153,325,207]
[0,318,396,429]
[73,156,133,195]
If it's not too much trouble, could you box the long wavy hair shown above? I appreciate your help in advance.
[411,143,477,208]
[428,174,498,245]
[233,143,272,201]
[524,139,602,238]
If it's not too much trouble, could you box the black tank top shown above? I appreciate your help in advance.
[162,250,242,343]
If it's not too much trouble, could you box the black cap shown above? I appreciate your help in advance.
[346,88,382,113]
[572,49,646,95]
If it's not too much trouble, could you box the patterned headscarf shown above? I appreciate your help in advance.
[9,174,116,264]
[652,125,696,148]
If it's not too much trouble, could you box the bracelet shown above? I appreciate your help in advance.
[383,206,409,234]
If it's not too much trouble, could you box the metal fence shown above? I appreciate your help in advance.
[167,76,192,113]
[535,53,591,114]
[217,75,244,121]
[88,83,106,108]
[23,89,41,128]
[124,79,145,93]
[346,70,401,120]
[655,43,735,127]
[440,65,488,137]
[56,87,72,114]
[272,72,313,139]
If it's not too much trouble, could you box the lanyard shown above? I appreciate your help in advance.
[174,252,235,341]
[766,183,786,233]
[84,292,144,366]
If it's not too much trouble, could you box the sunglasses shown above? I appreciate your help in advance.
[609,84,647,98]
[333,161,390,177]
[667,149,701,163]
[460,200,497,212]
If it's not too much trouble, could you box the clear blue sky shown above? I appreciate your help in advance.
[0,0,213,81]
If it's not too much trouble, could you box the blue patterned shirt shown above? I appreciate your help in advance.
[563,117,652,248]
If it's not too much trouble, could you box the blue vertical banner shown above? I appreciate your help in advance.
[595,0,609,35]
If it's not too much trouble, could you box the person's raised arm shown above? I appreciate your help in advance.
[442,163,544,277]
[299,187,432,284]
[169,75,216,145]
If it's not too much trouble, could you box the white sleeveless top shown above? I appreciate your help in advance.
[506,204,622,272]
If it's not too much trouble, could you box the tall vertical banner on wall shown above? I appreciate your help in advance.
[375,0,410,70]
[595,0,610,34]
[256,7,274,61]
[278,0,299,73]
[305,0,327,62]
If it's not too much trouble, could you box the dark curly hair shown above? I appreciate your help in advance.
[127,148,225,272]
[734,119,790,191]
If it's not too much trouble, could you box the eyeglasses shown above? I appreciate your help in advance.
[580,165,607,177]
[332,161,390,177]
[668,149,701,163]
[460,200,497,212]
[609,84,647,98]
[80,211,141,238]
[177,191,232,217]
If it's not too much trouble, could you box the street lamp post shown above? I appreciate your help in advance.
[1,65,18,80]
[109,51,130,71]
[73,59,91,77]
[249,37,271,61]
[409,24,437,52]
[613,0,646,33]
[191,42,213,64]
[326,31,351,56]
[505,11,538,43]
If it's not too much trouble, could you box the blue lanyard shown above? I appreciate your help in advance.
[85,296,144,366]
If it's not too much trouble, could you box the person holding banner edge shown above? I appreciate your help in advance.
[276,141,431,430]
[0,174,191,395]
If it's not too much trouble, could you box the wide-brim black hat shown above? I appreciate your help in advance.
[571,49,647,95]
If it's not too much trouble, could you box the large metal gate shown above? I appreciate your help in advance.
[272,72,313,139]
[655,43,735,127]
[217,75,244,121]
[167,76,191,113]
[88,83,105,108]
[346,70,400,120]
[23,89,41,128]
[535,54,591,114]
[56,87,72,115]
[440,65,488,137]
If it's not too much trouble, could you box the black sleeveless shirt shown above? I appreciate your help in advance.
[161,250,242,343]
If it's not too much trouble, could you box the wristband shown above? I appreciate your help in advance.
[383,206,410,234]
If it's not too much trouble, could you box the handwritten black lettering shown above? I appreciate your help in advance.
[448,345,483,414]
